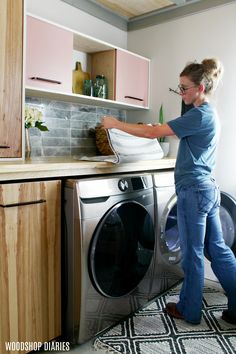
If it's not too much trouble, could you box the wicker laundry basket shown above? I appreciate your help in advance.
[95,126,113,155]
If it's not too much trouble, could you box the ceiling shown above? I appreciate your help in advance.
[91,0,179,19]
[61,0,233,31]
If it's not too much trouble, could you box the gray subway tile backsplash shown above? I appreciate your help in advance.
[43,147,71,156]
[25,97,126,157]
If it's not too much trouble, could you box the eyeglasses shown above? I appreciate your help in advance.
[177,85,197,94]
[169,85,198,96]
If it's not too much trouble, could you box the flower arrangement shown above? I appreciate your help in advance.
[24,106,49,131]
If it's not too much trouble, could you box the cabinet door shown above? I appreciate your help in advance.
[115,49,149,107]
[0,180,61,354]
[26,16,73,93]
[0,0,23,158]
[91,50,116,100]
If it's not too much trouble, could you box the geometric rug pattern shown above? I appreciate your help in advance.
[94,282,236,354]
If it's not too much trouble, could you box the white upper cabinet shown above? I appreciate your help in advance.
[25,15,150,110]
[115,49,149,107]
[25,16,73,93]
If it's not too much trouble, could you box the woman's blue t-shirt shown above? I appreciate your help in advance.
[167,102,220,190]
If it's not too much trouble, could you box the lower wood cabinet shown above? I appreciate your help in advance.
[0,180,61,354]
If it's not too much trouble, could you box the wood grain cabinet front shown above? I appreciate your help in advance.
[26,16,73,93]
[0,0,24,158]
[0,180,61,354]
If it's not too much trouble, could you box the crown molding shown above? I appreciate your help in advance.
[61,0,235,32]
[128,0,235,31]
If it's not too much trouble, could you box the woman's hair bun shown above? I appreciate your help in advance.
[201,58,224,80]
[180,58,223,94]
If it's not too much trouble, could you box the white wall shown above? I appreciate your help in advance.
[127,3,236,198]
[26,0,127,49]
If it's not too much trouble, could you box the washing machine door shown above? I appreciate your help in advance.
[89,200,155,298]
[218,191,236,255]
[160,195,181,265]
[160,191,236,264]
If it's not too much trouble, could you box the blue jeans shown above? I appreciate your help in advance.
[176,179,236,324]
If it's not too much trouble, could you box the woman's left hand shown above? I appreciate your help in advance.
[101,116,121,130]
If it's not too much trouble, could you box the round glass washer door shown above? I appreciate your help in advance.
[160,195,181,265]
[217,192,236,254]
[89,200,155,298]
[160,191,236,264]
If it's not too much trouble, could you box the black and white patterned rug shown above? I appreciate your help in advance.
[94,282,236,354]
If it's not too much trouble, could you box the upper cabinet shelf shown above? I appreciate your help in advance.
[25,86,149,110]
[25,14,150,110]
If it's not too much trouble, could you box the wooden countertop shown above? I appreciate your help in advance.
[0,156,176,181]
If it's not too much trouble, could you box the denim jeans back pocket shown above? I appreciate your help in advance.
[197,187,220,214]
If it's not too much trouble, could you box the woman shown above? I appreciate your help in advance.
[101,58,236,325]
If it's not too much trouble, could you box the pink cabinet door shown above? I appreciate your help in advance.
[115,49,149,107]
[26,16,73,93]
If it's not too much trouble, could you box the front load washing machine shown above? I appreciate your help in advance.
[149,171,183,300]
[150,171,236,297]
[205,191,236,280]
[63,174,156,344]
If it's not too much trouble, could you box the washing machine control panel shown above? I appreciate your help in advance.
[118,179,129,192]
[118,177,146,192]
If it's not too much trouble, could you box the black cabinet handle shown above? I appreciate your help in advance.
[0,199,46,208]
[0,145,10,149]
[124,95,144,101]
[30,77,62,84]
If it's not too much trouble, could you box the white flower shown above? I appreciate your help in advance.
[25,106,48,131]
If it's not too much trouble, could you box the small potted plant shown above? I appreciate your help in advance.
[158,104,169,157]
[24,105,49,158]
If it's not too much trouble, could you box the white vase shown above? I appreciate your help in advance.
[160,142,170,157]
[25,129,31,159]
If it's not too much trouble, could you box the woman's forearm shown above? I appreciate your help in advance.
[101,116,175,139]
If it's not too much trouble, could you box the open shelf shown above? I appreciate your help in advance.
[25,86,149,110]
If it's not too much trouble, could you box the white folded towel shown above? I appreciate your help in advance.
[80,128,164,163]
